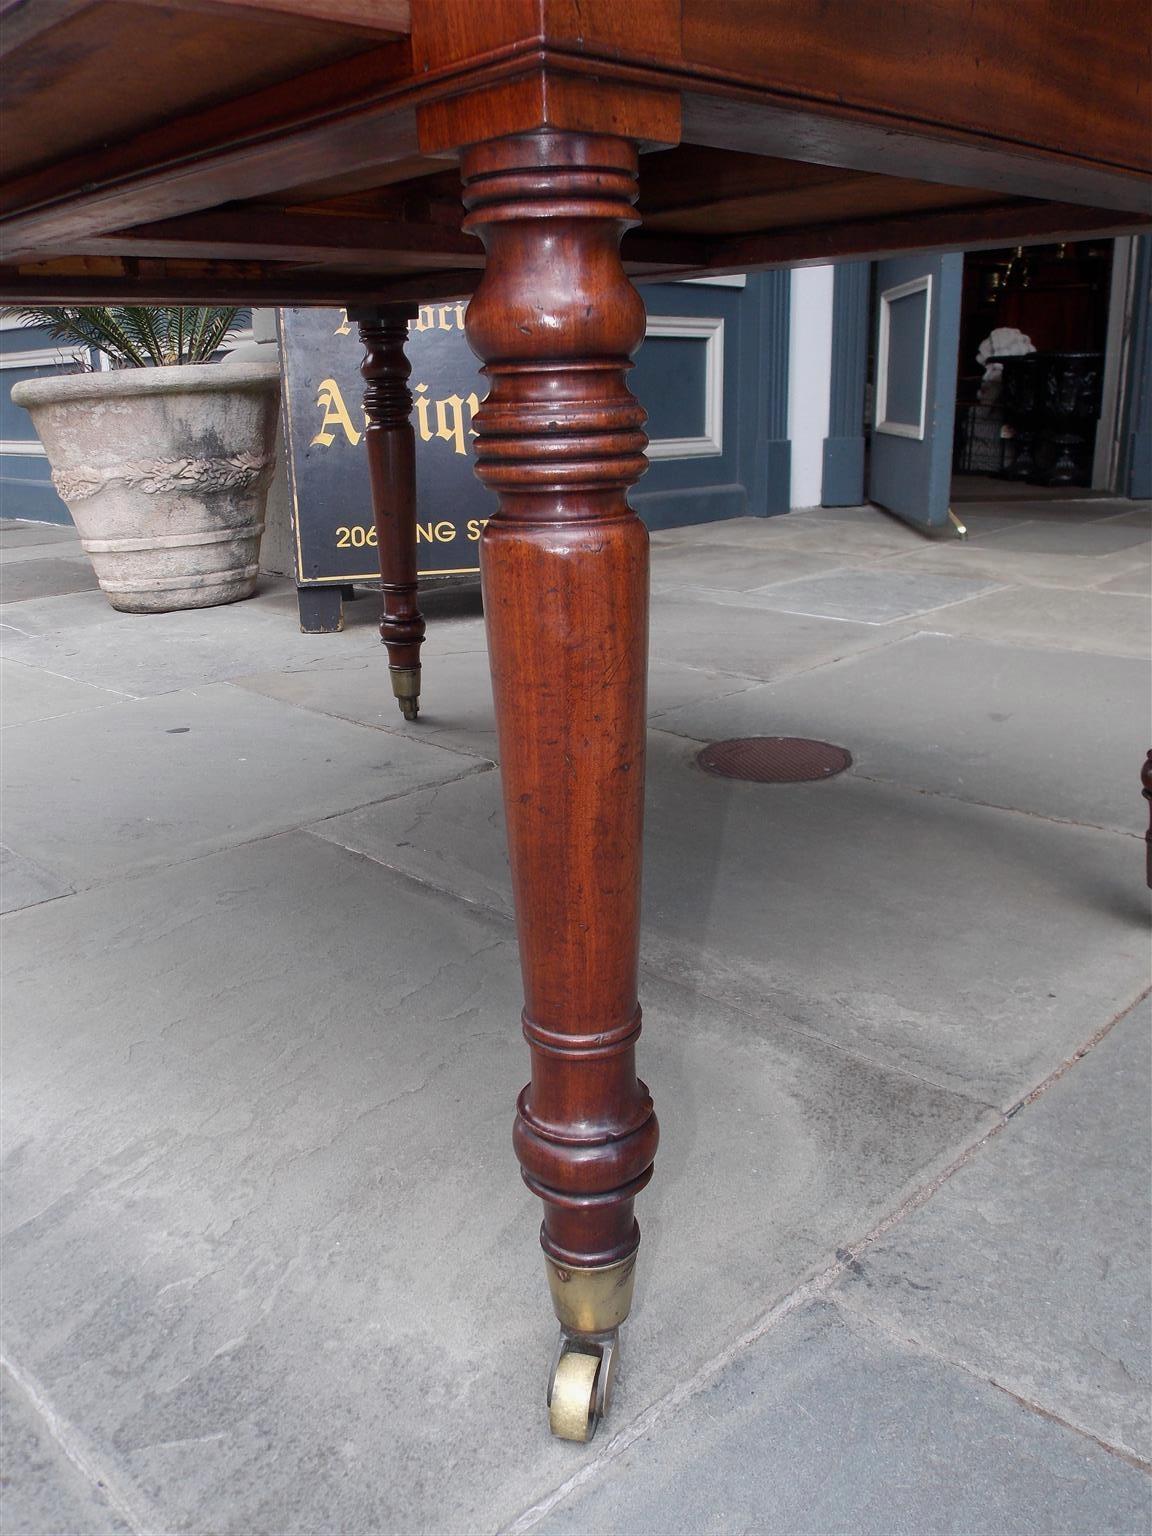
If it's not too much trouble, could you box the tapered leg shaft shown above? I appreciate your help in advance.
[350,305,426,720]
[461,131,657,1438]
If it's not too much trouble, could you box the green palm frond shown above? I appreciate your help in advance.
[116,308,170,366]
[5,305,246,367]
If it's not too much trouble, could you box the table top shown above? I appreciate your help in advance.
[1,0,1149,305]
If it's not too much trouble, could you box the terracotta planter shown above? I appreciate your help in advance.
[12,357,280,613]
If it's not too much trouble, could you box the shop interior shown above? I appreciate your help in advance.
[951,239,1117,502]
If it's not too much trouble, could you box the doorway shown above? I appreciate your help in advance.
[951,240,1116,504]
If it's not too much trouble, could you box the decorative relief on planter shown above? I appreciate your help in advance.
[53,451,273,502]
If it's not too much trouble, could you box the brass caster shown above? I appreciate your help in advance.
[399,697,419,722]
[547,1330,617,1443]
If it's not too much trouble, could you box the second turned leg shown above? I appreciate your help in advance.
[350,305,426,720]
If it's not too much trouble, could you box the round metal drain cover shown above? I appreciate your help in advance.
[696,736,852,784]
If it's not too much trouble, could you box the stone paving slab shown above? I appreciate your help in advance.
[742,518,941,560]
[0,843,75,914]
[536,1300,1152,1536]
[979,520,1151,557]
[884,540,1149,591]
[1,832,990,1536]
[650,511,932,559]
[1,682,488,890]
[0,520,82,549]
[649,540,851,591]
[1105,504,1152,527]
[2,504,1149,1534]
[836,998,1152,1464]
[0,655,126,727]
[652,631,1152,832]
[950,497,1135,524]
[0,538,87,567]
[923,585,1151,658]
[743,567,1003,623]
[233,650,499,757]
[231,650,757,764]
[1096,568,1152,595]
[0,556,100,603]
[313,729,1151,1107]
[647,594,903,680]
[0,589,128,636]
[1,1368,134,1536]
[0,592,381,696]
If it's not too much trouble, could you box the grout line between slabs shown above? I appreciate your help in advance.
[845,770,1144,838]
[827,1295,1152,1475]
[0,760,495,920]
[1,1357,171,1536]
[499,987,1152,1534]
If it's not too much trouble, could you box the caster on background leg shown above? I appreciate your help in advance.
[389,665,420,722]
[548,1330,618,1443]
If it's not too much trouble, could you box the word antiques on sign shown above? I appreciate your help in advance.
[278,304,493,630]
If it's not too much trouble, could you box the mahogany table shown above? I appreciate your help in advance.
[2,0,1149,1441]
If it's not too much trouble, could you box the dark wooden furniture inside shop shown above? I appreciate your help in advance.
[2,0,1149,1442]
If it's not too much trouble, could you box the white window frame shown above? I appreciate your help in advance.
[875,274,932,441]
[0,345,84,370]
[642,313,725,460]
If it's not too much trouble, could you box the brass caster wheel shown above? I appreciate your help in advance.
[389,666,420,721]
[547,1331,617,1443]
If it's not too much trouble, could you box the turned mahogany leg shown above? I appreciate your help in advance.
[461,131,657,1441]
[1143,750,1152,888]
[349,305,426,720]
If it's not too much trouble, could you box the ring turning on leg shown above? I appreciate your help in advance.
[461,130,657,1440]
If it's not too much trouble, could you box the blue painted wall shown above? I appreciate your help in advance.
[822,261,870,506]
[632,274,790,529]
[0,325,79,524]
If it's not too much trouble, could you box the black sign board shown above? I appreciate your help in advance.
[278,304,493,588]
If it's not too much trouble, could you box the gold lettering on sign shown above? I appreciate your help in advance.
[413,383,433,444]
[410,303,468,335]
[311,379,361,447]
[411,384,481,456]
[435,393,481,456]
[334,310,352,337]
[416,521,459,543]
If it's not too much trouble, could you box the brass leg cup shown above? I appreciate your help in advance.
[389,665,421,721]
[544,1256,636,1441]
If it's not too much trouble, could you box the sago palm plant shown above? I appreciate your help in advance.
[10,305,245,367]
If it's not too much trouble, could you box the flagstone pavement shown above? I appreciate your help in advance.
[2,495,1149,1535]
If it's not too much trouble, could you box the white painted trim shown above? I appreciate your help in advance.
[875,274,932,441]
[0,345,85,370]
[681,276,748,289]
[642,313,724,459]
[1093,237,1132,491]
[788,263,835,508]
[0,440,46,455]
